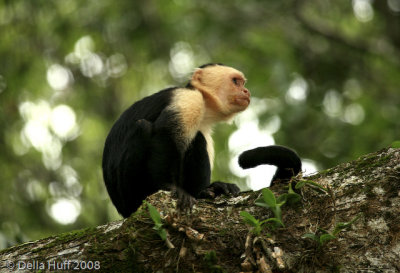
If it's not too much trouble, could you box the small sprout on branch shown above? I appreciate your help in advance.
[240,211,281,235]
[204,250,226,273]
[295,179,329,194]
[240,211,264,236]
[146,202,174,248]
[303,213,362,248]
[279,182,302,206]
[255,188,286,228]
[147,202,167,240]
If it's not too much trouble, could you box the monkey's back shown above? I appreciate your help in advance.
[102,87,177,215]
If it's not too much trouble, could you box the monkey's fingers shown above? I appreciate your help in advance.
[171,187,197,211]
[177,194,197,212]
[199,182,240,199]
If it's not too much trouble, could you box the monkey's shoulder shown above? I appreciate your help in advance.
[168,88,205,116]
[167,88,207,142]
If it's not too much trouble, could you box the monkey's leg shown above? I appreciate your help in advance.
[182,132,240,200]
[117,119,153,217]
[181,132,211,196]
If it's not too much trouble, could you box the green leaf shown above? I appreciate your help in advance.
[273,206,282,222]
[333,213,362,235]
[255,199,274,210]
[296,180,328,193]
[153,223,163,230]
[240,211,259,227]
[204,250,218,264]
[254,198,269,208]
[286,183,302,205]
[147,202,162,225]
[253,226,262,236]
[261,188,277,208]
[295,180,306,189]
[276,194,288,206]
[306,181,328,193]
[255,189,284,225]
[261,217,285,228]
[286,193,302,205]
[157,228,167,241]
[302,233,319,242]
[147,202,168,241]
[317,227,330,234]
[333,222,351,235]
[319,233,336,245]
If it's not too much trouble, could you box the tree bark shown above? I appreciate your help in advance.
[1,148,399,273]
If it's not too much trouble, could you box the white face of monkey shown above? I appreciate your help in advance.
[190,65,250,118]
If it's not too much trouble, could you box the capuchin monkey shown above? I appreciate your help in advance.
[102,63,302,218]
[102,64,250,217]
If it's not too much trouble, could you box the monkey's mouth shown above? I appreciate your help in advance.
[237,97,250,106]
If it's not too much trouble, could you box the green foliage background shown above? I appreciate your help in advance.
[1,0,399,248]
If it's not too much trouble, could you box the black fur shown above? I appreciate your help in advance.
[238,145,302,184]
[198,63,225,69]
[102,87,239,217]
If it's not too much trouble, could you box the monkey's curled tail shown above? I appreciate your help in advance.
[238,145,302,183]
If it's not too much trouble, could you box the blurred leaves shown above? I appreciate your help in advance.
[0,0,399,248]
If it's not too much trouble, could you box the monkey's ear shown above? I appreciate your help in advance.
[191,69,203,84]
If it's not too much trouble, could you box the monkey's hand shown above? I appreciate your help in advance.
[171,186,197,211]
[199,181,240,199]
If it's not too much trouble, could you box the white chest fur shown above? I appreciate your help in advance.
[169,88,216,168]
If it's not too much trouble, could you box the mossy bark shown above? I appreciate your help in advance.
[1,148,399,273]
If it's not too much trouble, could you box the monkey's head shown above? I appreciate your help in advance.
[190,64,250,119]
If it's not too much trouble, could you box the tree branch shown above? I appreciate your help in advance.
[1,148,399,272]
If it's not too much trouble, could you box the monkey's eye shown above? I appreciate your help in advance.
[232,78,240,86]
